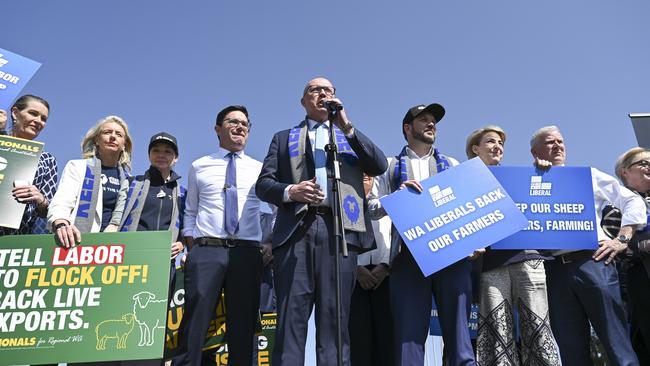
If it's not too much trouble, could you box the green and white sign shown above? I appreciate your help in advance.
[165,267,276,365]
[0,231,171,364]
[0,135,44,229]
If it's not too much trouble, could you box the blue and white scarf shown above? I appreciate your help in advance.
[288,119,365,231]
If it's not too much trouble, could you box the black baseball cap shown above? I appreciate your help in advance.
[148,132,178,156]
[402,103,445,125]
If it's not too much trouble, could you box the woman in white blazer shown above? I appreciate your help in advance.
[48,115,133,248]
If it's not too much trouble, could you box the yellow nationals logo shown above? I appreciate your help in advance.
[0,140,41,153]
[0,337,37,347]
[0,156,7,184]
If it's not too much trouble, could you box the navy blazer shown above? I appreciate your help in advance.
[256,121,387,249]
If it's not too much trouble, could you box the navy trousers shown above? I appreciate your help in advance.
[390,249,476,366]
[627,260,650,364]
[545,253,639,366]
[349,264,394,366]
[172,244,262,366]
[272,212,358,366]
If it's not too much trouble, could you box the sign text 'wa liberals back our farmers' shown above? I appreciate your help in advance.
[380,158,528,276]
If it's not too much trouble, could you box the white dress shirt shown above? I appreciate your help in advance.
[357,216,392,266]
[592,168,646,240]
[283,119,356,206]
[183,148,263,241]
[367,146,459,220]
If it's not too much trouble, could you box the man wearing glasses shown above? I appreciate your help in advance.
[256,77,387,365]
[173,105,268,366]
[531,125,644,365]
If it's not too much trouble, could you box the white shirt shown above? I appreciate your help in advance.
[367,146,459,220]
[357,216,392,266]
[592,168,646,240]
[183,148,263,241]
[547,167,646,256]
[282,119,356,206]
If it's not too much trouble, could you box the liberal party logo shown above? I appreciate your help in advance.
[429,185,456,207]
[529,176,552,196]
[343,195,360,223]
[0,54,7,68]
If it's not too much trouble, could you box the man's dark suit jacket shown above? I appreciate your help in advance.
[256,121,387,250]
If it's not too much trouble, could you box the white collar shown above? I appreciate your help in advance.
[405,146,433,159]
[218,147,244,159]
[307,119,330,130]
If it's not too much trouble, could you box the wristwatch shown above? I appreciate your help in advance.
[341,122,354,135]
[616,234,631,244]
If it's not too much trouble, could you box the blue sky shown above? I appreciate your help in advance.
[3,1,650,364]
[4,0,650,178]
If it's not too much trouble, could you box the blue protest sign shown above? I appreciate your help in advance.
[380,158,528,276]
[430,300,478,338]
[0,48,42,111]
[489,166,597,250]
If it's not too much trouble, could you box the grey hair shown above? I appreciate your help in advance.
[530,125,561,148]
[615,147,649,185]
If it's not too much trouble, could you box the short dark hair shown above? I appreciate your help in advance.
[11,95,50,123]
[216,105,248,126]
[402,121,414,141]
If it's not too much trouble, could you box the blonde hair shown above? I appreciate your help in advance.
[465,125,507,159]
[615,147,649,185]
[81,115,133,170]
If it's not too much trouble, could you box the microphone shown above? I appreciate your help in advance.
[323,100,343,113]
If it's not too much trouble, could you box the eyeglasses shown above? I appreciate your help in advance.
[306,86,335,96]
[629,160,650,169]
[222,118,251,130]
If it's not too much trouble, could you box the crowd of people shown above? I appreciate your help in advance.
[0,77,648,366]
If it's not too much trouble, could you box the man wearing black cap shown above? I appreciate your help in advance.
[173,106,266,366]
[368,104,477,366]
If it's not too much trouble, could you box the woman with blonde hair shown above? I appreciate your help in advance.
[467,125,560,366]
[614,147,650,363]
[48,115,132,248]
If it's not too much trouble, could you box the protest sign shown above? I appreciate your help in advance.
[0,231,171,364]
[380,158,527,276]
[489,166,597,250]
[0,48,42,111]
[165,266,275,365]
[430,300,478,339]
[211,313,276,366]
[0,135,44,229]
[381,158,527,276]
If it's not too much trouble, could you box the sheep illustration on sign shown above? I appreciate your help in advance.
[95,313,137,350]
[132,291,166,346]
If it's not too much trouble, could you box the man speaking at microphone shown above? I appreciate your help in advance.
[256,77,387,365]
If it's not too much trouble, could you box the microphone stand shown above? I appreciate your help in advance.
[325,108,348,366]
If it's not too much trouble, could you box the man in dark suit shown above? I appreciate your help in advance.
[256,77,387,366]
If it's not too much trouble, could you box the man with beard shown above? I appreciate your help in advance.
[531,126,644,366]
[256,77,387,365]
[367,104,476,366]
